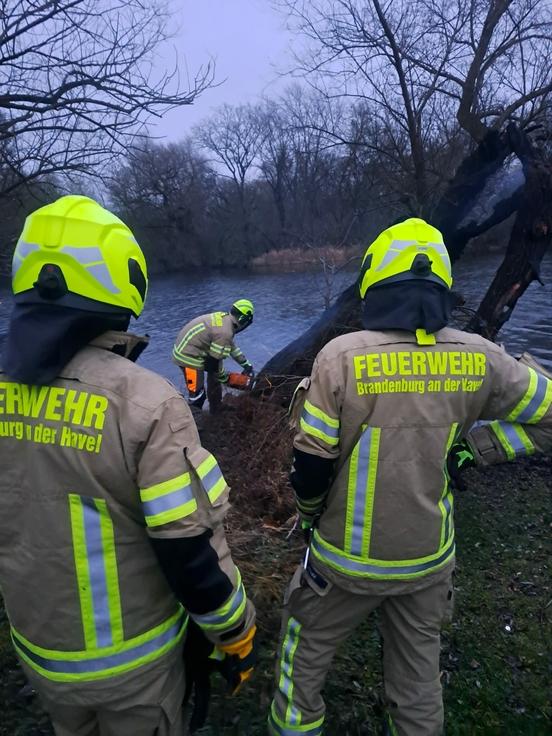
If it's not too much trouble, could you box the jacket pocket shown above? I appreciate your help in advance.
[288,377,311,430]
[185,446,230,521]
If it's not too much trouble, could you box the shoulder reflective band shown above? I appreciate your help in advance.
[268,703,324,735]
[191,572,246,631]
[174,323,207,357]
[311,531,455,580]
[195,452,228,504]
[506,368,552,424]
[69,495,123,650]
[344,427,380,557]
[11,610,186,683]
[490,421,535,460]
[140,473,197,528]
[211,312,224,327]
[300,400,340,447]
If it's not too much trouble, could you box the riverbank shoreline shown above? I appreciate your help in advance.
[1,396,550,735]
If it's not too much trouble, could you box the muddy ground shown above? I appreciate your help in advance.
[1,397,551,735]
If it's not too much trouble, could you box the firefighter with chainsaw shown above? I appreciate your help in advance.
[0,195,257,736]
[268,218,552,736]
[172,301,255,416]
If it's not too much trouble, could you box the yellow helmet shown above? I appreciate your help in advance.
[12,195,147,317]
[359,218,452,298]
[231,298,254,328]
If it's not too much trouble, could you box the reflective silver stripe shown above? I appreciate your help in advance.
[141,483,195,518]
[192,582,245,627]
[300,408,339,440]
[81,498,112,648]
[442,494,452,543]
[268,706,323,736]
[177,324,206,352]
[312,534,455,577]
[493,421,533,458]
[350,428,376,555]
[12,241,40,277]
[516,373,550,423]
[375,239,415,271]
[11,616,186,677]
[278,618,302,727]
[60,246,120,294]
[202,463,224,499]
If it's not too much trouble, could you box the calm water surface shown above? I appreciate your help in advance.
[1,253,551,384]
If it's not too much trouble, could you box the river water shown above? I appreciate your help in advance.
[1,253,551,384]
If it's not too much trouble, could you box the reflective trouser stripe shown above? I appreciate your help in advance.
[69,495,123,649]
[11,611,186,683]
[268,703,324,735]
[384,713,399,736]
[506,367,552,424]
[490,421,535,460]
[191,573,247,631]
[311,531,455,579]
[344,427,380,556]
[279,617,302,726]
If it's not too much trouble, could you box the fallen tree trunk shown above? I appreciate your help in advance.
[467,130,552,338]
[261,128,523,390]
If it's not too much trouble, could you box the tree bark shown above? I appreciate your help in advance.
[467,131,552,338]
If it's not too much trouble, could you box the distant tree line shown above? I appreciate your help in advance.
[1,0,552,281]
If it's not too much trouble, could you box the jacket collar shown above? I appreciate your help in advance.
[89,330,150,361]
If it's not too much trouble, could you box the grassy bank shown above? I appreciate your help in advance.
[1,398,550,735]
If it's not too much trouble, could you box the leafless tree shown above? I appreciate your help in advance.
[0,0,213,195]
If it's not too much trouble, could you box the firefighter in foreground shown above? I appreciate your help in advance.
[172,301,255,416]
[268,218,552,736]
[0,195,256,736]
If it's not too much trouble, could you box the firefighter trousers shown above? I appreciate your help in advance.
[32,647,185,736]
[269,565,454,736]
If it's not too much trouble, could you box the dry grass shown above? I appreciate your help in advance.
[251,246,360,271]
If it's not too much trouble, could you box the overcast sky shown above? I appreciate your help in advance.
[153,0,293,141]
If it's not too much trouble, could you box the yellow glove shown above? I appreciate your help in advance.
[217,625,257,695]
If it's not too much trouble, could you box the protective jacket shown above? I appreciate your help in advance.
[172,312,250,372]
[0,331,254,701]
[291,327,552,595]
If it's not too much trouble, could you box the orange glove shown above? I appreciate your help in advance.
[217,625,257,695]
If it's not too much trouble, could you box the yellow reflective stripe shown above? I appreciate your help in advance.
[269,702,324,734]
[440,423,458,546]
[278,618,303,727]
[344,441,360,553]
[211,312,224,327]
[176,323,206,353]
[69,494,96,649]
[140,473,197,527]
[506,368,538,422]
[303,399,339,429]
[196,453,227,503]
[96,499,123,645]
[192,573,246,631]
[12,610,186,683]
[172,351,204,367]
[505,367,552,424]
[299,417,339,446]
[362,429,380,557]
[140,473,191,502]
[490,421,535,460]
[312,531,455,580]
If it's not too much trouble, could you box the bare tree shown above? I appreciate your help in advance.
[0,0,213,194]
[195,103,265,259]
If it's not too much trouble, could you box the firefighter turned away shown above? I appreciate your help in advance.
[172,301,255,418]
[0,195,257,736]
[268,218,552,736]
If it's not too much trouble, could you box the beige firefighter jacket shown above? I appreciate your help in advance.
[292,327,552,595]
[172,312,249,371]
[0,331,254,694]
